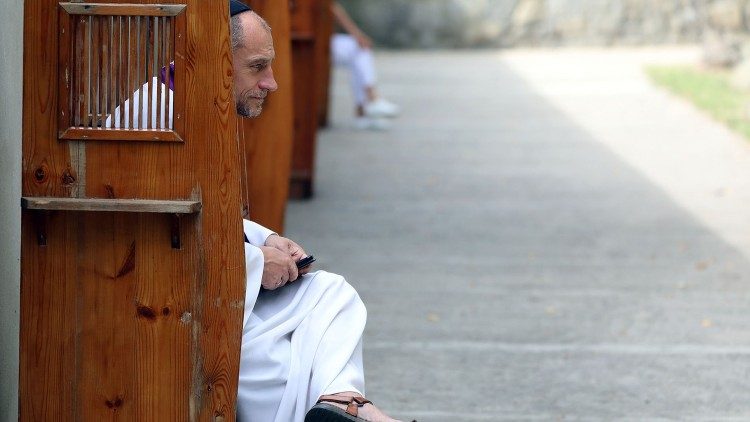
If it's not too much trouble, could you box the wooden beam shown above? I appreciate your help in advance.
[22,197,202,213]
[60,3,186,17]
[59,128,184,142]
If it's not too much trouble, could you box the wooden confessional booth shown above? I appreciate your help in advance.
[240,0,295,233]
[20,0,294,419]
[289,0,332,199]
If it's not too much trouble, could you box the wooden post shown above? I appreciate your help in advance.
[316,2,333,128]
[289,0,332,199]
[20,0,246,420]
[240,0,295,233]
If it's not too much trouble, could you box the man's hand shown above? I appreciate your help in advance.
[265,234,314,276]
[259,246,298,290]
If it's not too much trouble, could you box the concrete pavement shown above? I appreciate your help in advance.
[286,47,750,421]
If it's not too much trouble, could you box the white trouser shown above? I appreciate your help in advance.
[237,237,367,422]
[331,33,377,107]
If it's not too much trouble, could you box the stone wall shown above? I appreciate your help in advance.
[0,0,23,420]
[338,0,750,48]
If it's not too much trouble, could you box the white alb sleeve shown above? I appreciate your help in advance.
[242,219,276,247]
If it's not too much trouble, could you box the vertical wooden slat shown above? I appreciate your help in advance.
[108,16,116,127]
[101,16,109,124]
[164,16,172,130]
[125,16,130,128]
[86,16,92,128]
[58,8,73,136]
[154,16,162,129]
[172,11,185,136]
[75,17,85,127]
[110,15,115,124]
[133,16,140,129]
[101,16,108,126]
[118,16,125,129]
[91,16,99,127]
[105,16,110,126]
[143,15,149,129]
[145,17,152,129]
[125,16,136,129]
[91,16,104,127]
[139,16,146,129]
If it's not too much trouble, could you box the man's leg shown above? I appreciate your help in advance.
[332,34,369,116]
[238,271,367,422]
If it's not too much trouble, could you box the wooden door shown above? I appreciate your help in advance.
[20,1,246,420]
[240,0,295,233]
[289,0,331,199]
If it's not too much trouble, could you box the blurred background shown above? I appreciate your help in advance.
[283,0,750,420]
[341,0,747,49]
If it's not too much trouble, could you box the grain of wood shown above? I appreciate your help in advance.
[21,0,79,416]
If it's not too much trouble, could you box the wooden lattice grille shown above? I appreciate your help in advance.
[58,3,186,142]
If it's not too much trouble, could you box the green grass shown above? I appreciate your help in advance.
[646,65,750,140]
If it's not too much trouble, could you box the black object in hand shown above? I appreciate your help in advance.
[296,255,315,270]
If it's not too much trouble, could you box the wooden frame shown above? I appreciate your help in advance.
[57,3,186,142]
[59,3,186,16]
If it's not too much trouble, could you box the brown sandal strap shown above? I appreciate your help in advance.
[316,395,373,417]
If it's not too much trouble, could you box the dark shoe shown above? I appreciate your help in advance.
[305,395,373,421]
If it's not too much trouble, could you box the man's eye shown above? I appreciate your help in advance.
[252,63,266,71]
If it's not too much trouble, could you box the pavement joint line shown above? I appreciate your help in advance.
[367,341,750,355]
[395,412,750,421]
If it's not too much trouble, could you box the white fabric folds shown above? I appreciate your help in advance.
[238,220,366,422]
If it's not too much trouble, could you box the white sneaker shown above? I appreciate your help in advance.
[353,116,391,131]
[364,98,401,118]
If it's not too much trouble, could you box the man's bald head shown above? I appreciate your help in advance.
[230,10,277,118]
[231,11,271,52]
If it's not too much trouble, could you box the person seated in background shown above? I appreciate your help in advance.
[330,1,400,130]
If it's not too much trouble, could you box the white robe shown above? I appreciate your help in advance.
[104,77,174,129]
[238,221,367,422]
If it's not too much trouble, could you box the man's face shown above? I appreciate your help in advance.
[233,14,278,118]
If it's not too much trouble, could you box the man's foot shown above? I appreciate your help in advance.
[306,392,401,422]
[353,116,391,131]
[364,98,400,118]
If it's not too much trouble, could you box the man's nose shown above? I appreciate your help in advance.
[259,67,278,92]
